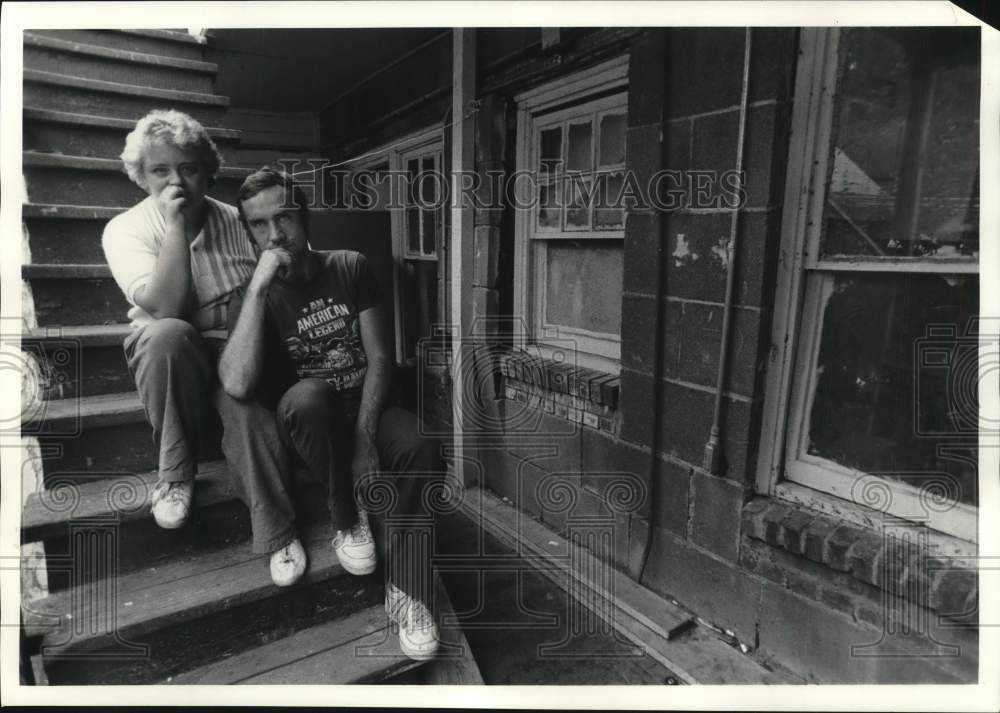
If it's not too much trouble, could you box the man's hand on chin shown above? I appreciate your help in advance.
[251,248,294,291]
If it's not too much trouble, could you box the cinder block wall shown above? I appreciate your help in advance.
[619,26,795,644]
[317,28,978,682]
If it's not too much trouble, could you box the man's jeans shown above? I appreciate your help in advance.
[124,318,297,554]
[276,378,443,609]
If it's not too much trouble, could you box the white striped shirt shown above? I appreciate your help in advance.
[102,196,257,335]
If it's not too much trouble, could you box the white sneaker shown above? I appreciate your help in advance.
[385,582,439,661]
[270,538,307,587]
[333,510,376,576]
[150,480,193,529]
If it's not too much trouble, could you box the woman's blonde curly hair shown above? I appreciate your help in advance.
[120,109,223,190]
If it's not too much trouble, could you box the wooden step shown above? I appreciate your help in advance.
[24,32,216,93]
[22,390,144,435]
[24,520,345,655]
[22,152,253,207]
[22,459,231,543]
[26,323,133,348]
[24,108,242,163]
[34,575,385,684]
[164,573,483,685]
[165,603,420,684]
[120,29,204,45]
[26,271,127,327]
[23,264,111,280]
[22,204,124,265]
[22,324,133,400]
[23,389,164,480]
[28,29,206,61]
[24,69,229,124]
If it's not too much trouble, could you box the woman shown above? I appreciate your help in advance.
[102,110,306,587]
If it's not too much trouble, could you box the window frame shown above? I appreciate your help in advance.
[513,55,629,373]
[755,28,979,545]
[343,126,445,365]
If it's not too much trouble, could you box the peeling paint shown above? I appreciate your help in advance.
[710,236,732,269]
[673,233,700,267]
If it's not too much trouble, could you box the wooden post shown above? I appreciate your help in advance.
[450,29,476,487]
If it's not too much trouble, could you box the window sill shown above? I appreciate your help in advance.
[742,494,978,619]
[498,348,620,434]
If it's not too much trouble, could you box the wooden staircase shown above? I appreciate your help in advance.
[20,28,480,686]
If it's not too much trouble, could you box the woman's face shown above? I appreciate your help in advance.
[141,141,209,212]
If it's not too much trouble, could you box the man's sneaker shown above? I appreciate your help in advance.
[270,538,307,587]
[150,480,193,529]
[385,582,439,661]
[332,510,376,576]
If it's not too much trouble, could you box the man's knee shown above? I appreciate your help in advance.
[380,409,442,472]
[277,378,340,426]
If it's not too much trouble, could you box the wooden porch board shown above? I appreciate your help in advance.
[165,604,418,684]
[22,460,232,543]
[457,486,794,684]
[25,522,343,653]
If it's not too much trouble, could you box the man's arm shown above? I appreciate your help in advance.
[132,186,194,319]
[218,249,291,400]
[352,303,392,480]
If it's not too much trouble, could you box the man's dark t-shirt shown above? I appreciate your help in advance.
[228,250,383,413]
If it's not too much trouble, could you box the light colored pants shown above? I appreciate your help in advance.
[124,318,297,553]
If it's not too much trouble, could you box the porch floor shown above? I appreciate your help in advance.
[419,510,682,685]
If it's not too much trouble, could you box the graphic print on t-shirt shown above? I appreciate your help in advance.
[283,295,368,391]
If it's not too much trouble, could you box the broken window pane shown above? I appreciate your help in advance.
[564,175,592,229]
[537,181,560,229]
[594,172,625,228]
[806,271,979,505]
[545,240,623,336]
[822,28,980,259]
[598,113,626,167]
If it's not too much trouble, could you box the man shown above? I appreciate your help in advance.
[102,110,304,588]
[219,167,442,661]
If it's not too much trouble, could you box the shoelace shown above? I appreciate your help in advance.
[389,587,432,632]
[407,599,434,631]
[278,543,298,564]
[154,482,187,505]
[164,483,188,504]
[350,519,372,544]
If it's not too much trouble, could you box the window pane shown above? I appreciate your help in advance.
[822,28,980,259]
[538,181,560,229]
[407,207,420,253]
[540,126,563,175]
[545,241,623,336]
[567,120,593,172]
[598,113,626,167]
[805,272,979,505]
[422,208,436,255]
[406,158,420,206]
[420,156,438,207]
[594,172,625,228]
[565,175,592,230]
